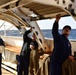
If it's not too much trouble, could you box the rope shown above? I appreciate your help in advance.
[34,55,50,75]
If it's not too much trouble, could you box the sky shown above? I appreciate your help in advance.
[37,16,76,29]
[0,16,76,30]
[0,20,17,30]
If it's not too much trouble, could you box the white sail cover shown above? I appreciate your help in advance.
[27,0,76,16]
[0,0,76,20]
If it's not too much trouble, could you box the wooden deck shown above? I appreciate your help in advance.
[2,68,14,75]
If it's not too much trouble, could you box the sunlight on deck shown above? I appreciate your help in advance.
[2,68,13,75]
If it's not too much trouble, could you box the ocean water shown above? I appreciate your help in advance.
[42,29,76,40]
[0,29,76,40]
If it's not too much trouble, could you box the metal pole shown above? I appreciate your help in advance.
[4,24,6,36]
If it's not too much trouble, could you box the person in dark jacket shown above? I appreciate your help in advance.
[50,14,74,75]
[0,37,5,75]
[17,28,38,75]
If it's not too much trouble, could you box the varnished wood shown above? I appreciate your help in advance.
[5,44,21,54]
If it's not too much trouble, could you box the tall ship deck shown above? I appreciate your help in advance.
[0,0,76,75]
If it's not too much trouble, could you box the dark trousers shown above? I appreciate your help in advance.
[50,63,62,75]
[17,55,29,75]
[0,53,2,75]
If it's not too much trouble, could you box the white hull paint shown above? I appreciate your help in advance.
[1,36,76,59]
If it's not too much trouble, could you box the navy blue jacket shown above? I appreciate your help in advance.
[0,38,5,46]
[51,21,72,64]
[20,30,32,57]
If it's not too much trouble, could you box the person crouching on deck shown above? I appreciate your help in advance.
[50,14,74,75]
[29,33,40,75]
